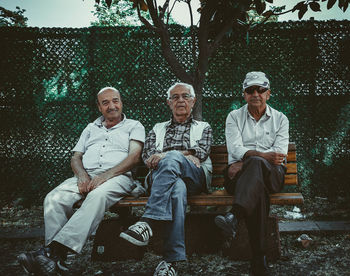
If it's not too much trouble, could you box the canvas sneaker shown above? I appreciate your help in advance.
[119,221,153,246]
[153,260,177,276]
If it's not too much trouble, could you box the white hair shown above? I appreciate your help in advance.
[166,82,195,99]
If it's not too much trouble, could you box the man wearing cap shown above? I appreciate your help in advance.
[215,72,289,276]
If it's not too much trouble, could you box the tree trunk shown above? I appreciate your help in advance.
[193,87,203,120]
[192,71,206,121]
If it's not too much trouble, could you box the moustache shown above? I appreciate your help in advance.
[107,108,119,113]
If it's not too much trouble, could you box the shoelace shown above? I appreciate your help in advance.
[155,261,176,276]
[129,222,152,240]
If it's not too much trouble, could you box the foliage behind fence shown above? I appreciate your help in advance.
[0,21,349,205]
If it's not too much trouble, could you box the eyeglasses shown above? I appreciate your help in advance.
[244,86,269,95]
[169,93,193,101]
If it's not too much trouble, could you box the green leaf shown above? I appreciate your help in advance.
[310,2,321,11]
[338,0,349,11]
[327,0,336,9]
[298,4,308,19]
[293,1,306,12]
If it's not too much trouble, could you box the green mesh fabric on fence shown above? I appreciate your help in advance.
[0,21,349,205]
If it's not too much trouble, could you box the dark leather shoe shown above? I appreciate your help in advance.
[250,255,270,276]
[214,212,238,238]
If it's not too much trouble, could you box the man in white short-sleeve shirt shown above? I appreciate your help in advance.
[18,87,145,275]
[215,72,289,276]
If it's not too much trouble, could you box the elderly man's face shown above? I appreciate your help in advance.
[244,85,270,109]
[167,85,196,121]
[97,89,123,121]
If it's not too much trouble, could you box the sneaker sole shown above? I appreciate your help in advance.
[119,232,149,246]
[214,216,236,237]
[17,253,36,274]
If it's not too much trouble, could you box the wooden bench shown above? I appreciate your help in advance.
[115,142,304,208]
[92,143,303,262]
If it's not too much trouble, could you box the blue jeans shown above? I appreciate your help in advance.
[142,150,205,262]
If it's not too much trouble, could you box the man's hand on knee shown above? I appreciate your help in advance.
[261,152,286,165]
[77,174,90,195]
[146,153,166,169]
[228,162,243,179]
[87,174,108,192]
[185,155,200,168]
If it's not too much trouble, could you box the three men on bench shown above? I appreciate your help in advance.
[120,83,213,276]
[18,74,288,275]
[215,71,289,276]
[18,87,145,275]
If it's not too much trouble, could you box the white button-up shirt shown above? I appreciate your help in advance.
[225,104,289,164]
[72,115,145,174]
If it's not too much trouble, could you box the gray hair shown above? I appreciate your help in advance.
[166,82,195,99]
[97,86,119,96]
[96,87,121,102]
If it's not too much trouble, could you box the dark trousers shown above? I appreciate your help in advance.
[224,156,286,256]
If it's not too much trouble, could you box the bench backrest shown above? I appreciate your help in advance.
[210,143,298,188]
[134,143,298,188]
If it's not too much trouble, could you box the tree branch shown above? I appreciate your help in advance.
[187,0,197,67]
[136,5,159,32]
[144,0,192,83]
[197,1,216,74]
[273,8,295,16]
[146,0,161,27]
[159,0,171,21]
[167,0,177,25]
[208,19,235,56]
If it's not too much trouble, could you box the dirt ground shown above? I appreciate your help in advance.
[1,197,350,276]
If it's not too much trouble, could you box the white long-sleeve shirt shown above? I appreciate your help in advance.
[225,104,289,164]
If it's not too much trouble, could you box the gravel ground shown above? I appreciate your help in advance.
[1,197,350,276]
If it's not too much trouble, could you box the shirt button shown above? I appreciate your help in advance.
[100,155,102,157]
[105,138,108,141]
[99,165,102,167]
[103,145,105,148]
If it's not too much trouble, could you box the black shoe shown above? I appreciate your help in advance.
[35,254,69,276]
[214,212,238,238]
[17,247,51,274]
[119,221,153,246]
[250,255,270,276]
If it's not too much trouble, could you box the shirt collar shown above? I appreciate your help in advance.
[245,104,271,119]
[170,114,193,126]
[94,114,126,128]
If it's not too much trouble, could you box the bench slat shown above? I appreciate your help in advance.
[116,192,304,207]
[210,151,296,163]
[212,163,297,175]
[211,174,297,187]
[210,144,296,153]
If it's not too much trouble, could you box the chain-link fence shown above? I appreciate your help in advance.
[1,21,349,205]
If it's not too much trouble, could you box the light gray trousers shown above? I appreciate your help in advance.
[44,174,134,253]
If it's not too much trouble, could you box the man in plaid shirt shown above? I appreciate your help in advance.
[120,82,213,276]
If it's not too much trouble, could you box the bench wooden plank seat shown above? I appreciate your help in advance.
[115,142,303,208]
[92,143,303,262]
